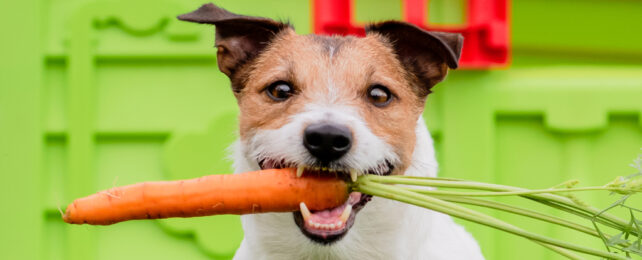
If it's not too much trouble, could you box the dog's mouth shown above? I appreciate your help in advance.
[259,159,394,244]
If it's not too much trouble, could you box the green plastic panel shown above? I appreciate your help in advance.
[1,0,641,259]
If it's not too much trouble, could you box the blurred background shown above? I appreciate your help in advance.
[1,0,641,259]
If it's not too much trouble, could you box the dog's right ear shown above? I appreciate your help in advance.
[178,3,292,83]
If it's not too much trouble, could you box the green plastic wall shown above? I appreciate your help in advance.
[1,0,641,259]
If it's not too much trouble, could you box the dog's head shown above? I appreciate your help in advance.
[179,3,462,245]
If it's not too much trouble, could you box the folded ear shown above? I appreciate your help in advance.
[178,3,292,84]
[366,21,463,95]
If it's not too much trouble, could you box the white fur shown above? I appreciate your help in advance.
[232,106,484,259]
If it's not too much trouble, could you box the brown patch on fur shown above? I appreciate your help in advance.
[235,30,431,173]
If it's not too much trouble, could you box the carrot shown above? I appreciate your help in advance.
[63,168,349,225]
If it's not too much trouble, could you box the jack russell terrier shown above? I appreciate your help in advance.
[178,3,483,259]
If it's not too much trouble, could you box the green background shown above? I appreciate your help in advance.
[1,0,641,259]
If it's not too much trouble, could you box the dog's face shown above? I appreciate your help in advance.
[179,4,462,244]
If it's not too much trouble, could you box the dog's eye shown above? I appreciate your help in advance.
[367,85,392,107]
[266,81,294,101]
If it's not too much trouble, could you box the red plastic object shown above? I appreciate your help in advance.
[313,0,510,69]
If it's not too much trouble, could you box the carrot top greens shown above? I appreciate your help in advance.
[353,153,642,260]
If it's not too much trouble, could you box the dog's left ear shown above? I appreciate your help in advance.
[178,3,292,87]
[366,21,463,95]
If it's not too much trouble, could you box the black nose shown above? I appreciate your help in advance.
[303,123,352,164]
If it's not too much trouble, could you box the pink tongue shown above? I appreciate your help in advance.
[308,192,361,224]
[309,204,346,224]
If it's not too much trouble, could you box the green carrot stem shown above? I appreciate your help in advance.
[356,181,629,260]
[361,186,581,260]
[363,175,633,235]
[542,246,586,260]
[411,187,632,240]
[405,187,635,197]
[524,197,629,235]
[427,194,632,250]
[428,194,601,237]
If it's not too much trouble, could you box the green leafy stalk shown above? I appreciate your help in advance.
[430,195,601,238]
[405,186,637,197]
[356,180,629,260]
[424,193,632,251]
[349,154,642,258]
[356,183,587,259]
[363,175,637,236]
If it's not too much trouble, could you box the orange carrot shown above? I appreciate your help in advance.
[63,168,349,225]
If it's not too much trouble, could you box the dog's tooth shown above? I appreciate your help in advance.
[337,221,343,227]
[313,222,321,229]
[339,206,352,222]
[349,169,358,182]
[296,166,304,178]
[299,202,311,221]
[329,223,336,229]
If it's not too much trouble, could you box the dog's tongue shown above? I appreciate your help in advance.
[308,203,347,224]
[303,192,361,231]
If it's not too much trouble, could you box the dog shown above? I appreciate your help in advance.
[178,3,483,259]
